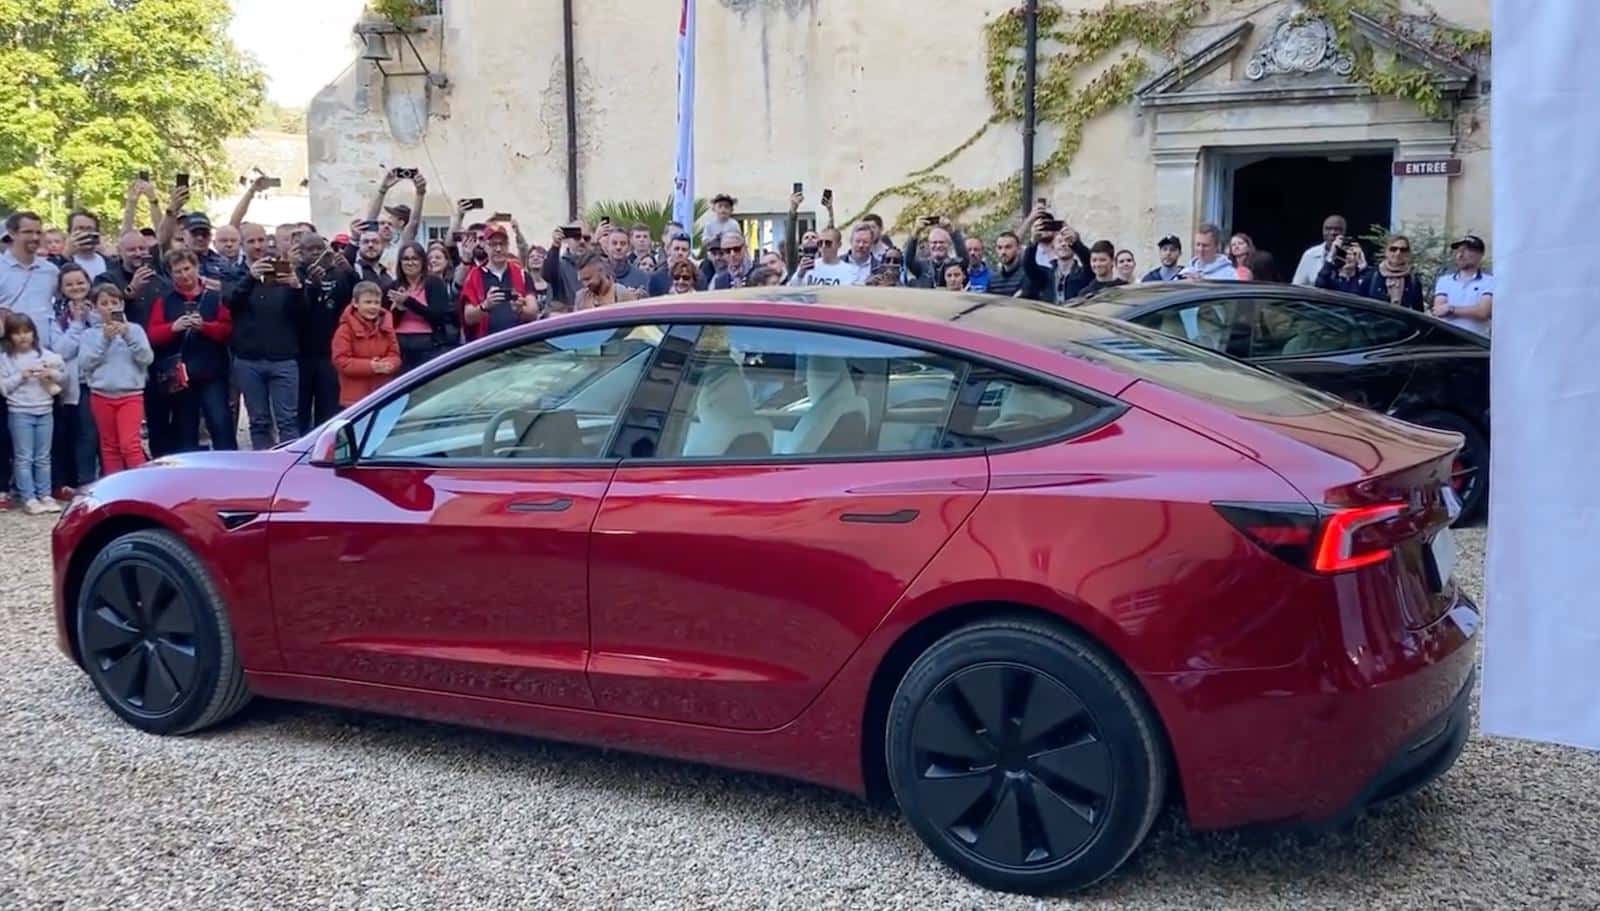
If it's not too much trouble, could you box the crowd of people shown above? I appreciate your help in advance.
[0,167,1494,514]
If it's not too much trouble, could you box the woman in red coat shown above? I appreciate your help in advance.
[331,281,401,407]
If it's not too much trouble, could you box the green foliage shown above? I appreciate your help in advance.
[368,0,429,28]
[254,100,308,134]
[856,0,1490,237]
[584,197,709,240]
[1358,222,1485,288]
[0,0,264,226]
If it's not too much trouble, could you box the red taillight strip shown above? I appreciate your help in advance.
[1313,503,1406,573]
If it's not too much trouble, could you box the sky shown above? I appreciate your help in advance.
[228,0,367,107]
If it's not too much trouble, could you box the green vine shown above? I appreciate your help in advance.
[853,0,1490,236]
[369,0,427,28]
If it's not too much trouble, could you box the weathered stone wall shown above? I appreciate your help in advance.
[308,0,1490,257]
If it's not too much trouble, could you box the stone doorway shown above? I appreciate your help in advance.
[1223,149,1394,273]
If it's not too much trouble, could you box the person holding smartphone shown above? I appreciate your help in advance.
[460,224,536,340]
[295,232,356,435]
[228,223,306,450]
[364,166,427,271]
[145,249,235,454]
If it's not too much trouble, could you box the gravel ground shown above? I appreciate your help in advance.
[3,514,1598,910]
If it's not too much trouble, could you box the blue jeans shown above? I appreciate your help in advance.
[171,378,236,453]
[233,358,300,450]
[8,410,53,501]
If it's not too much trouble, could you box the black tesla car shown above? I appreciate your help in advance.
[1074,283,1490,521]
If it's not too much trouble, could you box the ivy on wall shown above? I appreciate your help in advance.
[850,0,1489,236]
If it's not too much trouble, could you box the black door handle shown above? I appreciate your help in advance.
[508,498,573,513]
[840,508,919,525]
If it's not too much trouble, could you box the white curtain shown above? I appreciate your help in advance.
[1481,1,1600,751]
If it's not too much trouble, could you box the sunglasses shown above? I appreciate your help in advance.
[1388,245,1411,253]
[724,244,745,251]
[882,257,903,265]
[818,240,837,247]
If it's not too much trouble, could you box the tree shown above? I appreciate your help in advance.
[0,0,264,226]
[585,197,709,246]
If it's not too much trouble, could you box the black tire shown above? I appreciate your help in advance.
[75,529,251,734]
[885,617,1166,895]
[1414,410,1488,524]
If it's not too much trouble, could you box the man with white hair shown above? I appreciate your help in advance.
[906,219,966,289]
[710,230,758,289]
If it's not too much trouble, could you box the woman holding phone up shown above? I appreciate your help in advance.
[386,242,453,373]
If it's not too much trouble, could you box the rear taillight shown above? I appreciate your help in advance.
[1214,501,1415,574]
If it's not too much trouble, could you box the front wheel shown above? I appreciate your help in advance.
[75,530,252,734]
[884,618,1167,895]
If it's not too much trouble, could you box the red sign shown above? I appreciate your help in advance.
[1393,158,1462,177]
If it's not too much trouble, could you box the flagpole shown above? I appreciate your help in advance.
[673,0,696,237]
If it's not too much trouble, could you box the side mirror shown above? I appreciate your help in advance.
[307,419,357,469]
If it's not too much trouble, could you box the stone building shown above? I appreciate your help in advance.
[308,0,1490,270]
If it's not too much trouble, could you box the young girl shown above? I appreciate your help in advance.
[51,265,94,495]
[332,281,401,407]
[0,314,68,514]
[79,285,155,474]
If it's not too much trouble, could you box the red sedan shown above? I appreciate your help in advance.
[52,288,1478,894]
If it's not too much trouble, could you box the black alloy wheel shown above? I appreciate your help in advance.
[886,619,1166,895]
[909,663,1115,868]
[76,530,251,734]
[82,561,199,717]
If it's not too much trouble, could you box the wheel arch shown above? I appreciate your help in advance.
[857,598,1182,815]
[60,514,175,666]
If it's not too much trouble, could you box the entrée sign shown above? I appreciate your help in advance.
[1393,158,1463,177]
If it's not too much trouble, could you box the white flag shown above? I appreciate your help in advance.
[673,0,696,235]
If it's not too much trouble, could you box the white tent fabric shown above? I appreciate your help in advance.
[1481,1,1600,751]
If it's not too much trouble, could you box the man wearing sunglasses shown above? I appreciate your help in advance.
[791,226,867,287]
[710,231,758,290]
[1314,232,1426,311]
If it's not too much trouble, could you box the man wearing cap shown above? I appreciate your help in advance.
[1143,236,1184,282]
[1432,234,1493,336]
[364,167,427,271]
[460,224,535,340]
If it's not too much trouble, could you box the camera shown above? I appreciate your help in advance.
[260,176,282,189]
[461,198,484,211]
[393,167,418,180]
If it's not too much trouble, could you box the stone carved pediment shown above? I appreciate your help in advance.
[1245,12,1355,80]
[1135,3,1479,111]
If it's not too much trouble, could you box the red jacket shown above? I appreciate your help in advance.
[331,307,400,406]
[148,284,233,382]
[458,261,530,341]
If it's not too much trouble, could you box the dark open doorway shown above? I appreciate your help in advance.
[1230,152,1393,277]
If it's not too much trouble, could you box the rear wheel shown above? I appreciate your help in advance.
[1414,410,1488,523]
[884,618,1166,895]
[75,530,251,734]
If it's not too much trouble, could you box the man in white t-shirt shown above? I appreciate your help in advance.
[790,226,866,286]
[1431,234,1493,336]
[1292,213,1348,286]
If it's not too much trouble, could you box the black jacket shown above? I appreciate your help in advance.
[229,274,306,361]
[300,265,357,357]
[984,260,1029,298]
[389,275,455,344]
[1022,239,1092,303]
[1316,263,1427,311]
[98,257,170,326]
[905,229,968,290]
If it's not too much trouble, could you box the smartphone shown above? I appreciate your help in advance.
[802,244,818,257]
[561,226,583,239]
[921,216,938,226]
[1040,219,1065,233]
[821,188,833,205]
[184,302,200,316]
[137,170,150,182]
[273,259,293,279]
[361,219,380,233]
[261,177,282,189]
[492,212,513,223]
[461,198,484,211]
[107,309,126,325]
[598,216,611,226]
[175,173,190,189]
[1036,197,1049,209]
[82,232,101,246]
[792,181,803,195]
[394,167,417,180]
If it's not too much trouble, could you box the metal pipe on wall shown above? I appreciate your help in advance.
[563,0,579,220]
[1020,0,1039,213]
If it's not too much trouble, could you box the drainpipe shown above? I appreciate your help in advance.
[563,0,579,220]
[1020,0,1039,214]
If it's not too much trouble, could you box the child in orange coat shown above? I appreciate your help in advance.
[331,281,401,407]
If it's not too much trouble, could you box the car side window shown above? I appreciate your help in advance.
[1130,301,1245,355]
[356,325,665,461]
[1251,300,1413,358]
[943,366,1102,450]
[652,325,967,459]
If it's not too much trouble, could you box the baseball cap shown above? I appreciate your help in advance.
[384,204,412,224]
[480,224,509,241]
[1158,235,1182,250]
[331,233,351,246]
[1450,234,1486,252]
[182,212,212,232]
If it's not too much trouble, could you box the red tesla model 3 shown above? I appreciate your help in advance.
[52,288,1478,894]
